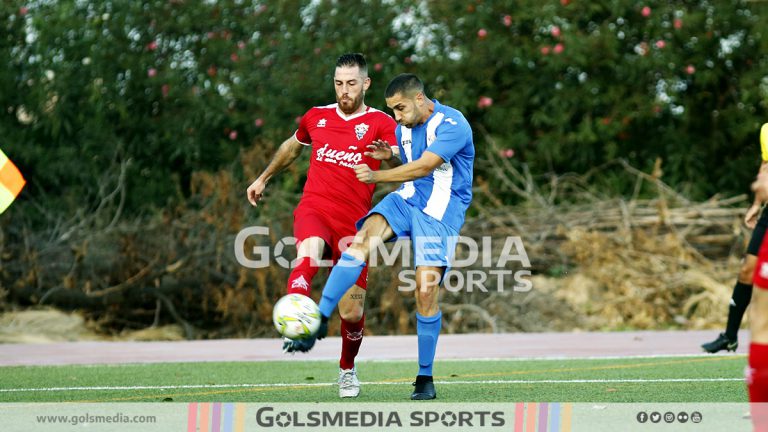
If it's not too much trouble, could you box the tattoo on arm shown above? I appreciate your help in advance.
[350,294,364,299]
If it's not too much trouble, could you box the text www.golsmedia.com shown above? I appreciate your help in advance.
[36,413,157,426]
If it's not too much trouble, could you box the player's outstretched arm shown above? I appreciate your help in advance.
[354,151,444,184]
[246,135,304,206]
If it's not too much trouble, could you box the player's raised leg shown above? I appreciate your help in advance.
[316,214,394,335]
[337,284,366,398]
[411,266,443,400]
[282,236,327,354]
[287,236,325,296]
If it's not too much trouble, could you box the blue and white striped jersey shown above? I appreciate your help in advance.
[394,100,474,232]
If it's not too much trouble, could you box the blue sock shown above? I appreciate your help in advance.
[416,311,442,376]
[318,252,366,318]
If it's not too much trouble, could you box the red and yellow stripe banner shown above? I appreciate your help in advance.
[0,149,25,214]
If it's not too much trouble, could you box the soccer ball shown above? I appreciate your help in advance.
[272,294,321,339]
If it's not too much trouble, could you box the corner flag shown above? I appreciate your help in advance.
[0,149,26,214]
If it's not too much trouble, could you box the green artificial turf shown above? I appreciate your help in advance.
[0,355,747,403]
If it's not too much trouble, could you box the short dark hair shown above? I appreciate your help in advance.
[385,73,424,98]
[336,53,367,76]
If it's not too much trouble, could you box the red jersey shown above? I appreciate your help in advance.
[294,103,397,225]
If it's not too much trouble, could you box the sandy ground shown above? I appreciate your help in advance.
[0,330,747,366]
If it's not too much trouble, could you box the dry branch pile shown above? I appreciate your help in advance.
[453,135,749,333]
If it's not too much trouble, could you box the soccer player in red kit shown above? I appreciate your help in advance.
[747,168,768,430]
[246,53,398,398]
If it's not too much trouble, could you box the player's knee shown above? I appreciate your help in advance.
[346,235,368,256]
[740,259,757,283]
[415,296,439,317]
[297,236,325,260]
[338,301,364,322]
[339,306,364,323]
[348,228,379,261]
[415,285,438,306]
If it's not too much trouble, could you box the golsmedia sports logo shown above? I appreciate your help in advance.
[255,407,505,428]
[235,227,532,293]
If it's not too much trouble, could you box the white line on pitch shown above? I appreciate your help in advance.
[374,353,746,362]
[0,378,743,393]
[58,352,747,368]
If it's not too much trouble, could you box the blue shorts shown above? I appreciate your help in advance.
[357,193,459,268]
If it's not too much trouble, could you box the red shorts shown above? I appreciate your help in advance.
[755,236,768,290]
[293,204,368,289]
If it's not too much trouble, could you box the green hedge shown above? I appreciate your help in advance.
[2,0,767,218]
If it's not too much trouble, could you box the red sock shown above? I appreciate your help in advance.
[749,343,768,430]
[340,313,365,370]
[286,257,319,296]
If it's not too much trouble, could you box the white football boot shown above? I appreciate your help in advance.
[338,367,360,398]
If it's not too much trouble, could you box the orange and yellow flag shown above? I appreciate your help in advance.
[0,149,26,214]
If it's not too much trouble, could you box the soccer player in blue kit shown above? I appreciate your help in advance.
[303,73,475,400]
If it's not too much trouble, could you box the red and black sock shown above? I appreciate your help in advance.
[286,257,319,296]
[340,313,365,370]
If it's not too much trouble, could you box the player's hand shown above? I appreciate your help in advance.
[364,140,394,161]
[246,178,267,206]
[354,164,376,184]
[745,202,761,229]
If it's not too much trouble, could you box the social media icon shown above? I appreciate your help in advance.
[650,412,661,423]
[691,411,702,423]
[637,412,648,423]
[664,412,675,423]
[677,412,689,423]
